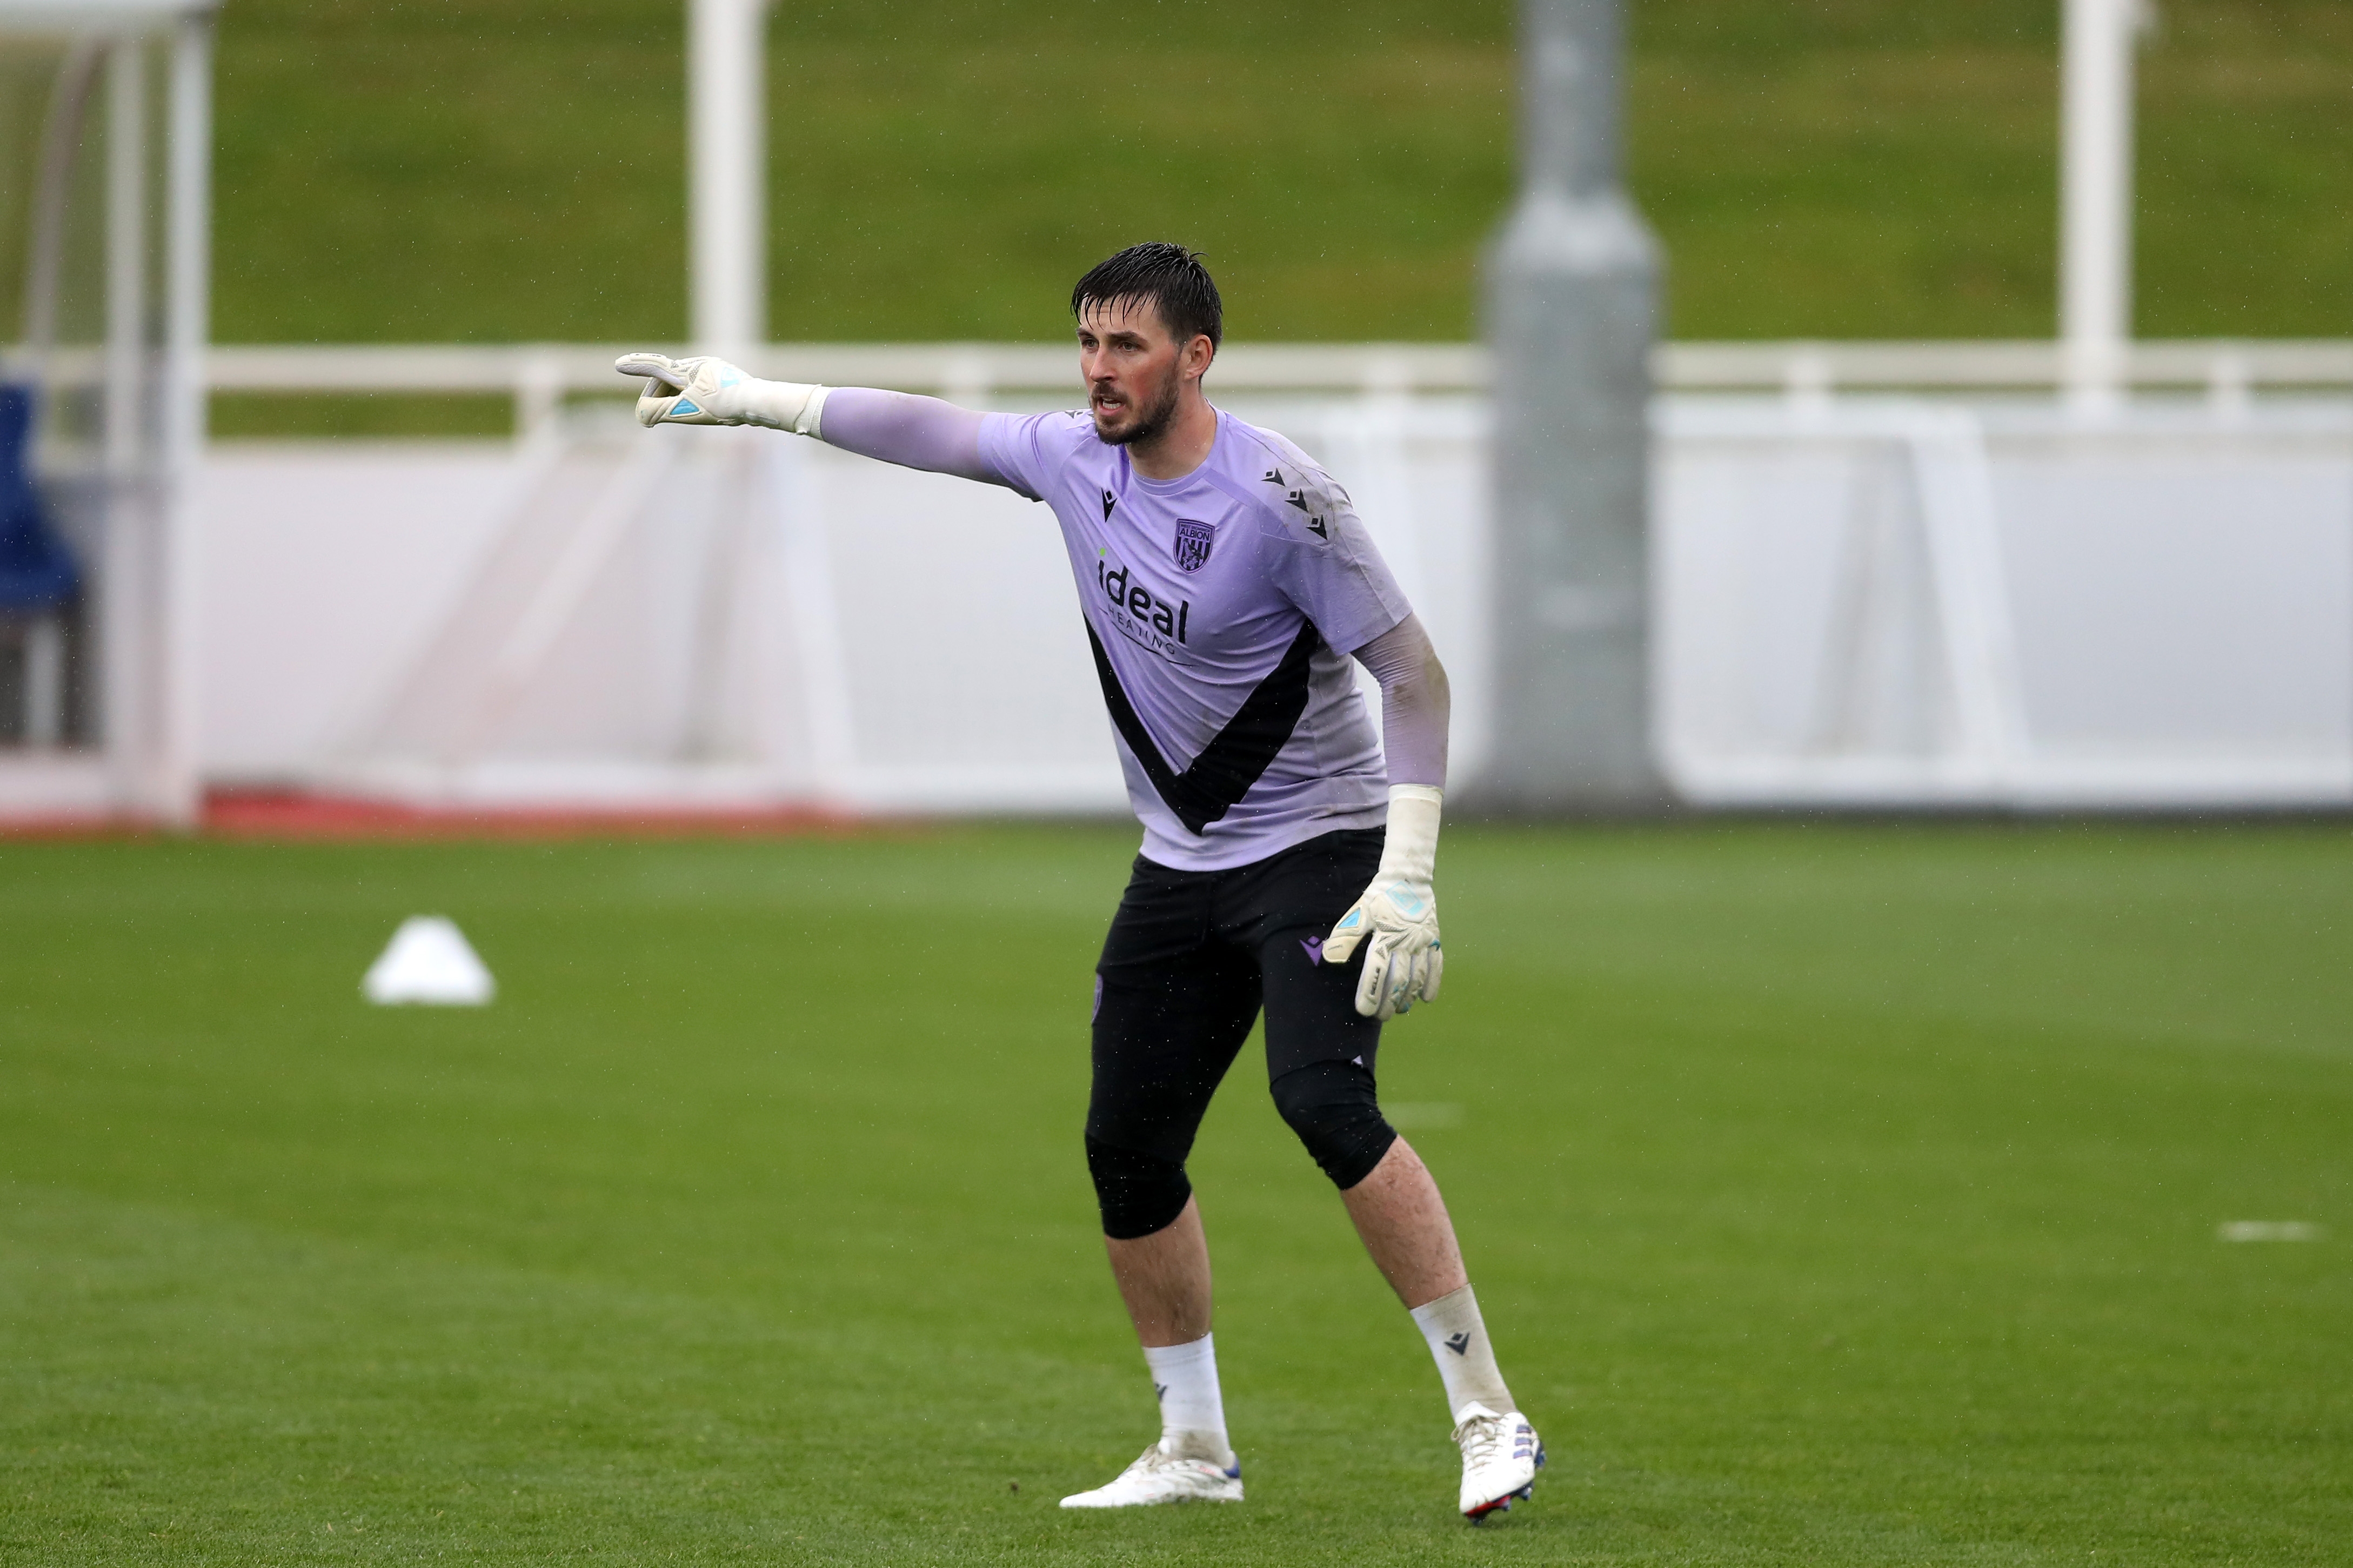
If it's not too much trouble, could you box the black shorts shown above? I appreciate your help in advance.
[1085,826,1397,1238]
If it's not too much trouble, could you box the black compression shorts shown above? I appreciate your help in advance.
[1086,826,1398,1239]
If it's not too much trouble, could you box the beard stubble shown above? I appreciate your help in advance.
[1094,361,1184,447]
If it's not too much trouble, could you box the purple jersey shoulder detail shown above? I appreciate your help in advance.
[980,407,1411,871]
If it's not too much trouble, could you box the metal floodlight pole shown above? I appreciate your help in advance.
[2061,0,2140,410]
[690,0,769,356]
[1479,0,1664,811]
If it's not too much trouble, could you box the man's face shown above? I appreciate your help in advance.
[1076,297,1204,446]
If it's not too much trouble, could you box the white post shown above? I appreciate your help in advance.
[106,38,145,477]
[77,39,146,763]
[2061,0,2138,411]
[690,0,768,356]
[156,14,210,827]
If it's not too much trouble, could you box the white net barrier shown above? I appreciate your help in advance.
[1656,398,2353,807]
[208,393,2353,813]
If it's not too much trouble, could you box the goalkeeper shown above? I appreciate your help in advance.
[616,243,1542,1523]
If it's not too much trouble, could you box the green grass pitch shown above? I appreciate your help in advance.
[3,823,2347,1564]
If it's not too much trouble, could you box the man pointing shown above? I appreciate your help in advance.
[616,242,1542,1522]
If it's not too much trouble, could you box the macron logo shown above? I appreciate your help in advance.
[1445,1332,1472,1356]
[1300,936,1324,966]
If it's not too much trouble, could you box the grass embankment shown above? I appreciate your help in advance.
[207,1,2351,348]
[3,824,2347,1563]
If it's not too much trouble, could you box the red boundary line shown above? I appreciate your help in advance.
[1,790,879,842]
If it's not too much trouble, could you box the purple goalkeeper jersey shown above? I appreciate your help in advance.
[979,406,1411,872]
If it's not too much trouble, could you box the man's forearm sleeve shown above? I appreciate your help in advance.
[815,388,1004,485]
[1353,614,1450,789]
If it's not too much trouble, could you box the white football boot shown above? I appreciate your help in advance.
[1059,1439,1244,1509]
[1453,1403,1544,1521]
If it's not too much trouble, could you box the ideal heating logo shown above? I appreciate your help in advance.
[1097,556,1191,652]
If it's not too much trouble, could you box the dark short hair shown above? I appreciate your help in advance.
[1071,243,1223,349]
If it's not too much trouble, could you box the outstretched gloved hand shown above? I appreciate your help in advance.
[1320,785,1445,1022]
[613,352,826,434]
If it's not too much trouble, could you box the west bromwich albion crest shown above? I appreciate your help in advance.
[1172,518,1215,574]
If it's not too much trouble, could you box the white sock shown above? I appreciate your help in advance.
[1410,1283,1516,1423]
[1142,1334,1234,1466]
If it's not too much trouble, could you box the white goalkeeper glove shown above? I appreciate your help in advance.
[1321,785,1444,1022]
[613,352,828,435]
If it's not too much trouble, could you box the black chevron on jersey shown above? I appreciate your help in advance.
[1085,620,1322,835]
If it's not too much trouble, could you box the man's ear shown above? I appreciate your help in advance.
[1183,334,1216,382]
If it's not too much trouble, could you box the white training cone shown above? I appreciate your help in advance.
[363,916,496,1006]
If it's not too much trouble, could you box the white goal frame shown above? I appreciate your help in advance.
[0,0,211,823]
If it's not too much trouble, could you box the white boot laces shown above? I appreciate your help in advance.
[1454,1408,1508,1469]
[1130,1440,1198,1477]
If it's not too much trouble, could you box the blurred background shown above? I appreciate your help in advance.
[1,0,2348,825]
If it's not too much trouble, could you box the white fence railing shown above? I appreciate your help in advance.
[198,339,2353,437]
